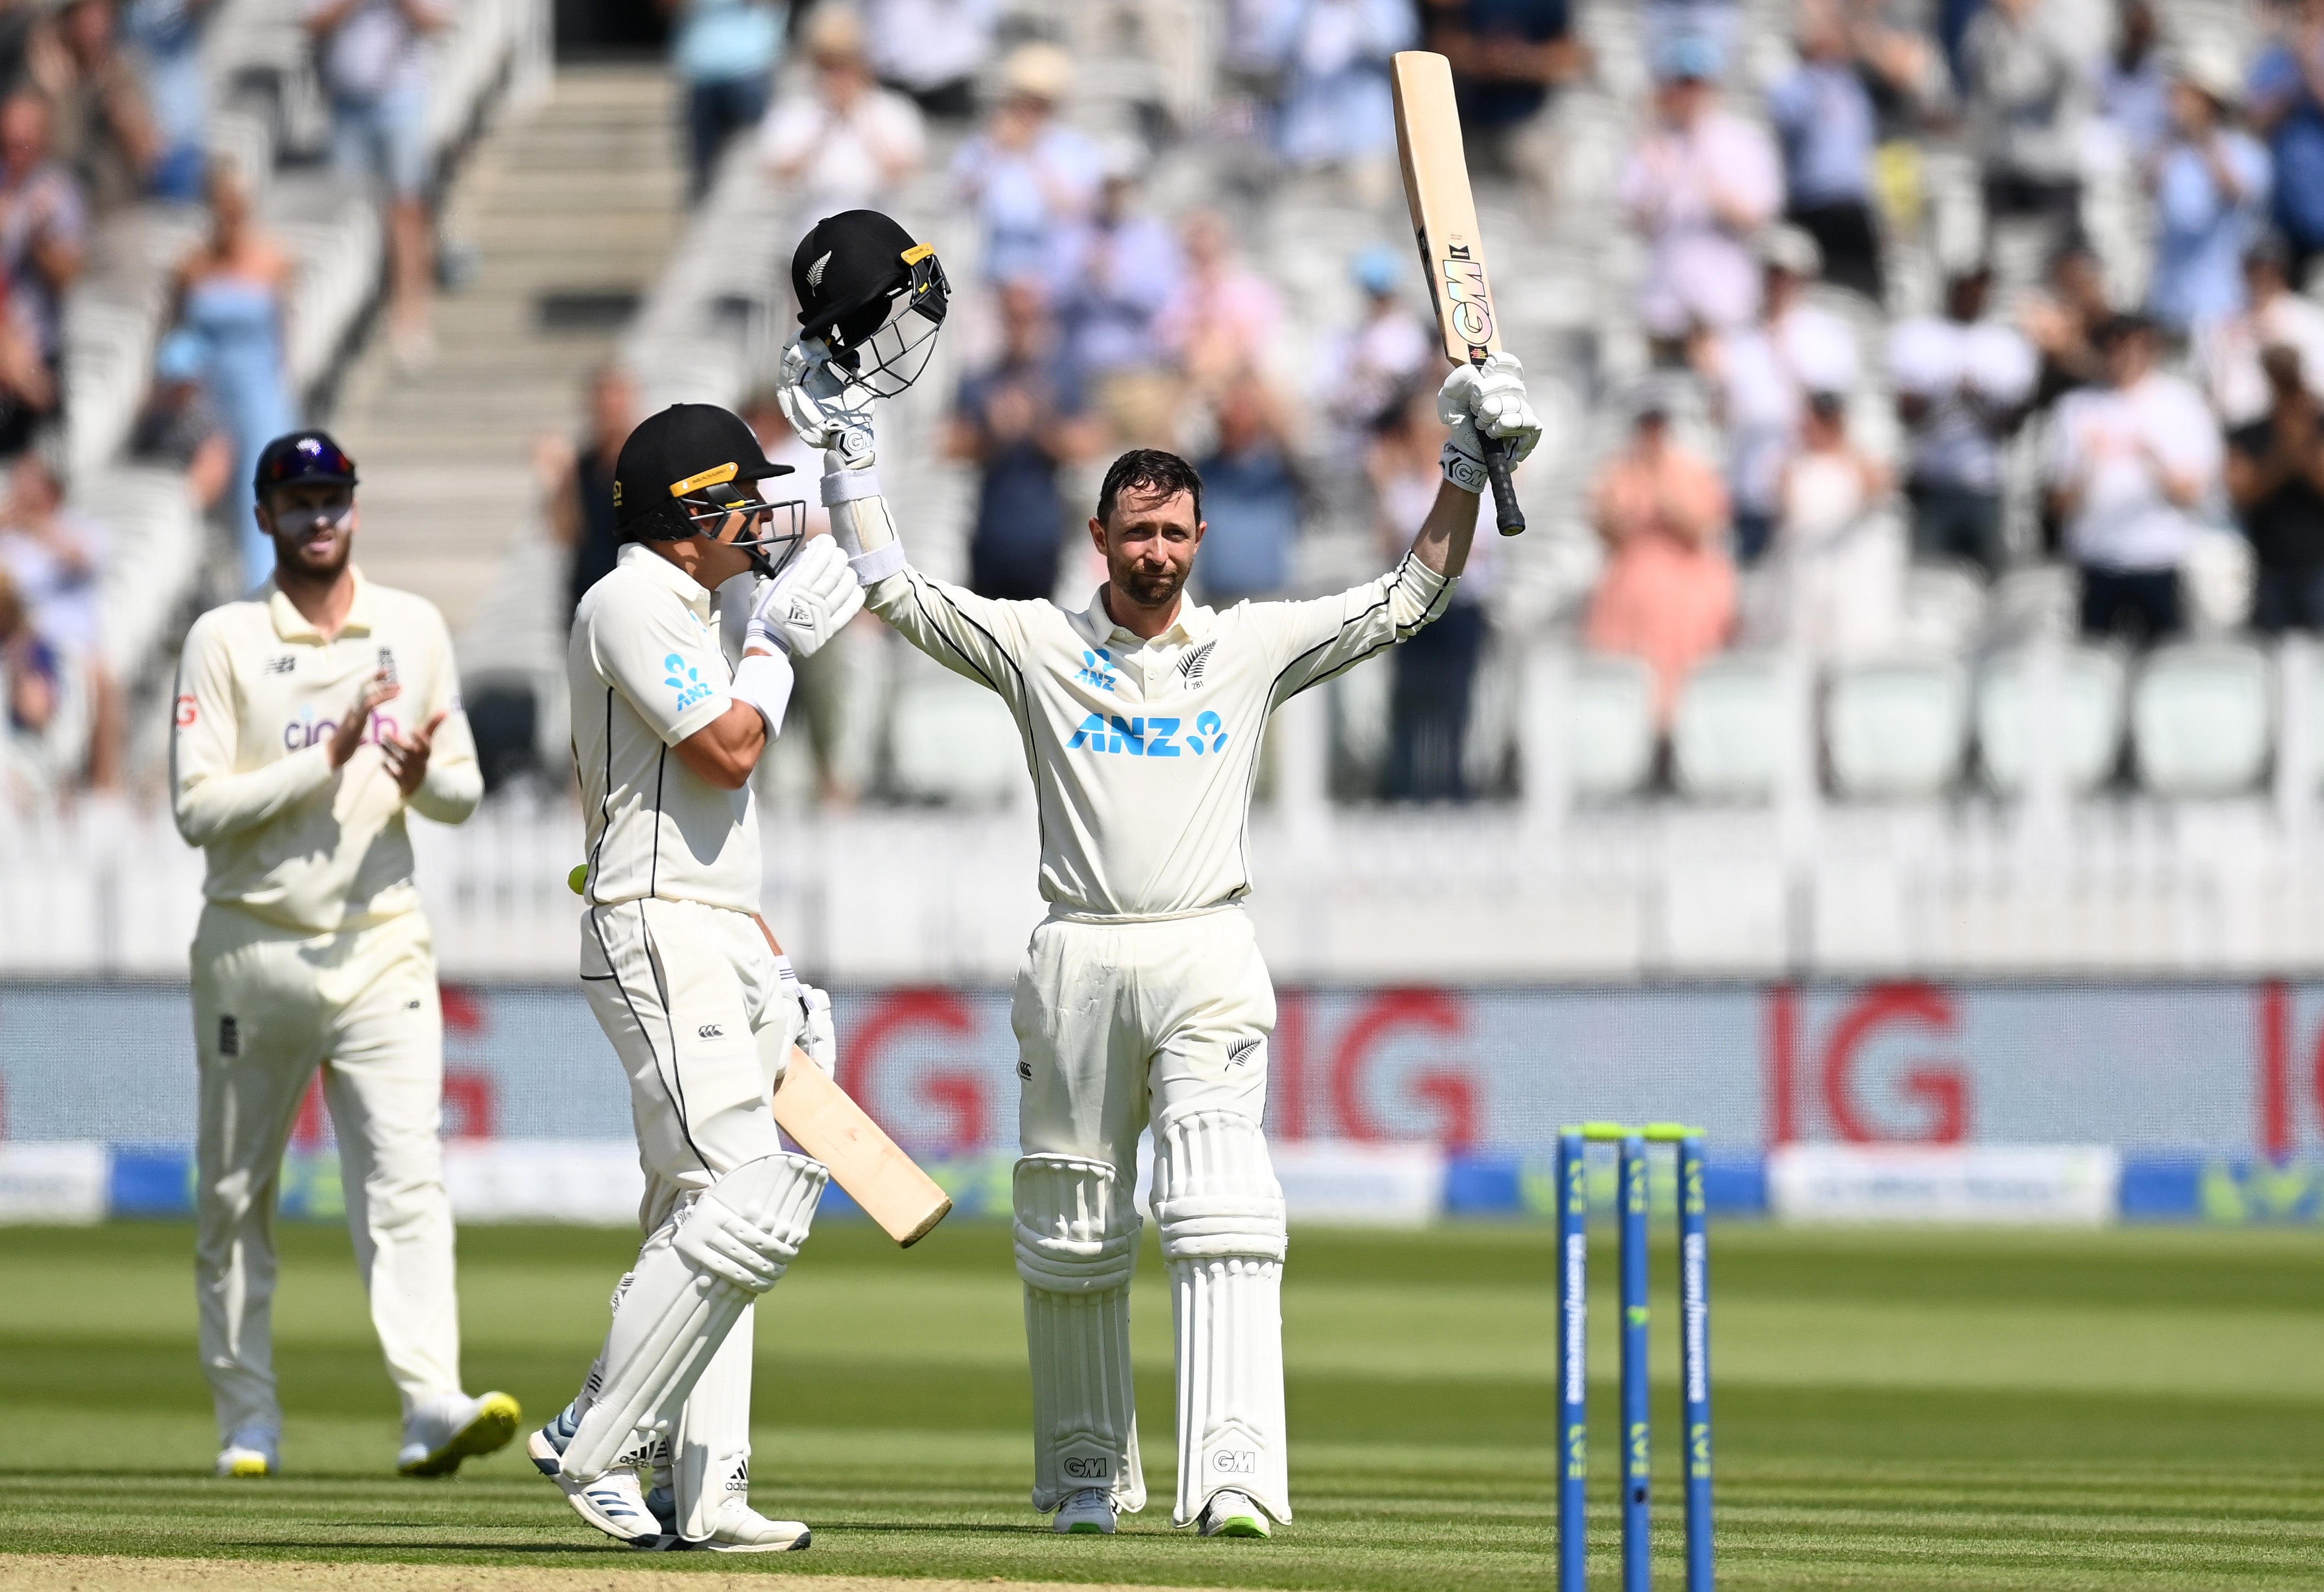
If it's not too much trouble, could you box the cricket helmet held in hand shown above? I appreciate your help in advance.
[613,403,805,578]
[791,210,949,397]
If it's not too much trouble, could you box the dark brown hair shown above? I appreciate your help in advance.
[1096,448,1203,526]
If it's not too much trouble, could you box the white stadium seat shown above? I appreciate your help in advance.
[1568,653,1657,800]
[1898,561,1988,655]
[2131,642,2273,797]
[1827,657,1969,799]
[885,666,1023,805]
[1976,644,2128,795]
[1673,654,1784,801]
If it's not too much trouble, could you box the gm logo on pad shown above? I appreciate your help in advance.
[1062,1456,1111,1479]
[1209,1450,1258,1475]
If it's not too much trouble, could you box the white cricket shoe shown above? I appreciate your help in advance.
[1198,1489,1270,1538]
[531,1428,665,1547]
[660,1497,811,1553]
[398,1390,520,1477]
[1052,1487,1118,1535]
[215,1425,278,1479]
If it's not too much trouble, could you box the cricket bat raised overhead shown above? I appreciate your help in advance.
[773,1051,952,1246]
[1392,50,1525,537]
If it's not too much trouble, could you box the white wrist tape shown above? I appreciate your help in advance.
[820,466,881,506]
[829,495,906,585]
[730,650,795,738]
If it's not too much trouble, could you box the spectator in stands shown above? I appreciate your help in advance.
[2147,45,2272,338]
[1587,393,1735,723]
[128,328,231,513]
[2248,0,2324,286]
[1958,0,2091,234]
[1617,31,1783,357]
[0,92,86,421]
[664,0,782,201]
[121,0,210,199]
[1890,266,2038,577]
[41,0,158,213]
[1195,372,1303,607]
[757,6,924,227]
[1767,2,1884,301]
[1156,209,1285,401]
[1372,376,1490,800]
[2047,314,2221,643]
[1319,244,1436,465]
[0,454,120,786]
[306,0,446,366]
[171,163,295,589]
[0,565,60,738]
[2096,0,2171,166]
[864,0,995,122]
[1693,225,1857,565]
[2196,235,2324,424]
[2227,343,2324,631]
[949,43,1101,285]
[947,277,1103,601]
[2022,238,2113,411]
[1425,0,1586,195]
[1266,0,1414,191]
[1767,390,1901,660]
[539,363,636,623]
[1049,155,1184,446]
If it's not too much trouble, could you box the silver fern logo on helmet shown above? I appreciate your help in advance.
[806,250,833,290]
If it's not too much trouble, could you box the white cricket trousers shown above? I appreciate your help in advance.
[192,903,461,1440]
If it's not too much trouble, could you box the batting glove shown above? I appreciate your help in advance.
[746,535,863,660]
[672,1202,786,1292]
[798,984,837,1078]
[1438,351,1543,493]
[776,336,877,470]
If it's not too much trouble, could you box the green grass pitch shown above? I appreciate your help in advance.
[0,1216,2319,1589]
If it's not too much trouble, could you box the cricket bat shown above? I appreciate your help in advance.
[1391,50,1525,536]
[751,913,952,1247]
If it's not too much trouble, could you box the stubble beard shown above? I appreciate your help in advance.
[1117,561,1186,609]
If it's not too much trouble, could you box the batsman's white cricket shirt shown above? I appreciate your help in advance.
[865,555,1454,919]
[570,542,761,914]
[170,569,481,934]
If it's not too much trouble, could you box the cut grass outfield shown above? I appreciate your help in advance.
[0,1219,2318,1590]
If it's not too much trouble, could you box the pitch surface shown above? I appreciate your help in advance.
[0,1219,2317,1589]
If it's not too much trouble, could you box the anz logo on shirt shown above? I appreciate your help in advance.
[1067,709,1229,758]
[1074,648,1120,692]
[664,653,718,714]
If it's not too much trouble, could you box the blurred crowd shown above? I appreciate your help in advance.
[4,0,464,799]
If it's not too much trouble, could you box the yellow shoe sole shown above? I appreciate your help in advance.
[220,1455,270,1479]
[399,1392,522,1478]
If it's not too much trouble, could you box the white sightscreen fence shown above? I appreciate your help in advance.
[1,981,2317,1157]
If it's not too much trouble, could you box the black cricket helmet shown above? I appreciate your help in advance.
[613,403,805,578]
[792,210,948,397]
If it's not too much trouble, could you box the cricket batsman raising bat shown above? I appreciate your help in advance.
[776,210,1541,1540]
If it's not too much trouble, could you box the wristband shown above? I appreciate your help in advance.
[773,953,800,1000]
[820,465,881,506]
[745,615,792,657]
[731,650,795,738]
[1440,439,1488,494]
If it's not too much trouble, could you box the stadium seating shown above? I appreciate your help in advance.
[1976,643,2130,797]
[2131,641,2273,797]
[884,665,1023,806]
[1827,657,1969,800]
[1673,654,1788,802]
[1564,653,1657,800]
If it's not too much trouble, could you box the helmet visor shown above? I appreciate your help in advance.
[829,249,949,398]
[681,486,809,579]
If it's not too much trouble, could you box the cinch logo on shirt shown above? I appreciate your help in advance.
[664,653,717,714]
[281,707,399,750]
[1074,648,1119,692]
[1065,709,1229,757]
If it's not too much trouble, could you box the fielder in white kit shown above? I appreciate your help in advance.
[169,429,517,1479]
[528,400,868,1552]
[775,220,1540,1536]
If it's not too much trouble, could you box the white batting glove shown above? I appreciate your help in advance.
[797,983,837,1078]
[672,1204,785,1291]
[1438,351,1542,493]
[776,336,877,470]
[746,535,863,660]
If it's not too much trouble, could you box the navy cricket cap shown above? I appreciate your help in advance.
[253,429,358,498]
[613,403,792,537]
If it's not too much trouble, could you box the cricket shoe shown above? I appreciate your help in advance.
[215,1424,278,1479]
[398,1390,521,1477]
[652,1495,811,1553]
[1052,1487,1118,1534]
[1198,1489,1270,1538]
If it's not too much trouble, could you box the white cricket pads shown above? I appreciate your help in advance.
[746,535,862,660]
[1439,350,1543,490]
[776,336,877,468]
[562,1154,827,1479]
[672,1300,755,1542]
[1153,1111,1291,1527]
[1015,1154,1146,1515]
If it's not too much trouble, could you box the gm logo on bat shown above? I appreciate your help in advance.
[1066,710,1229,757]
[1441,240,1494,349]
